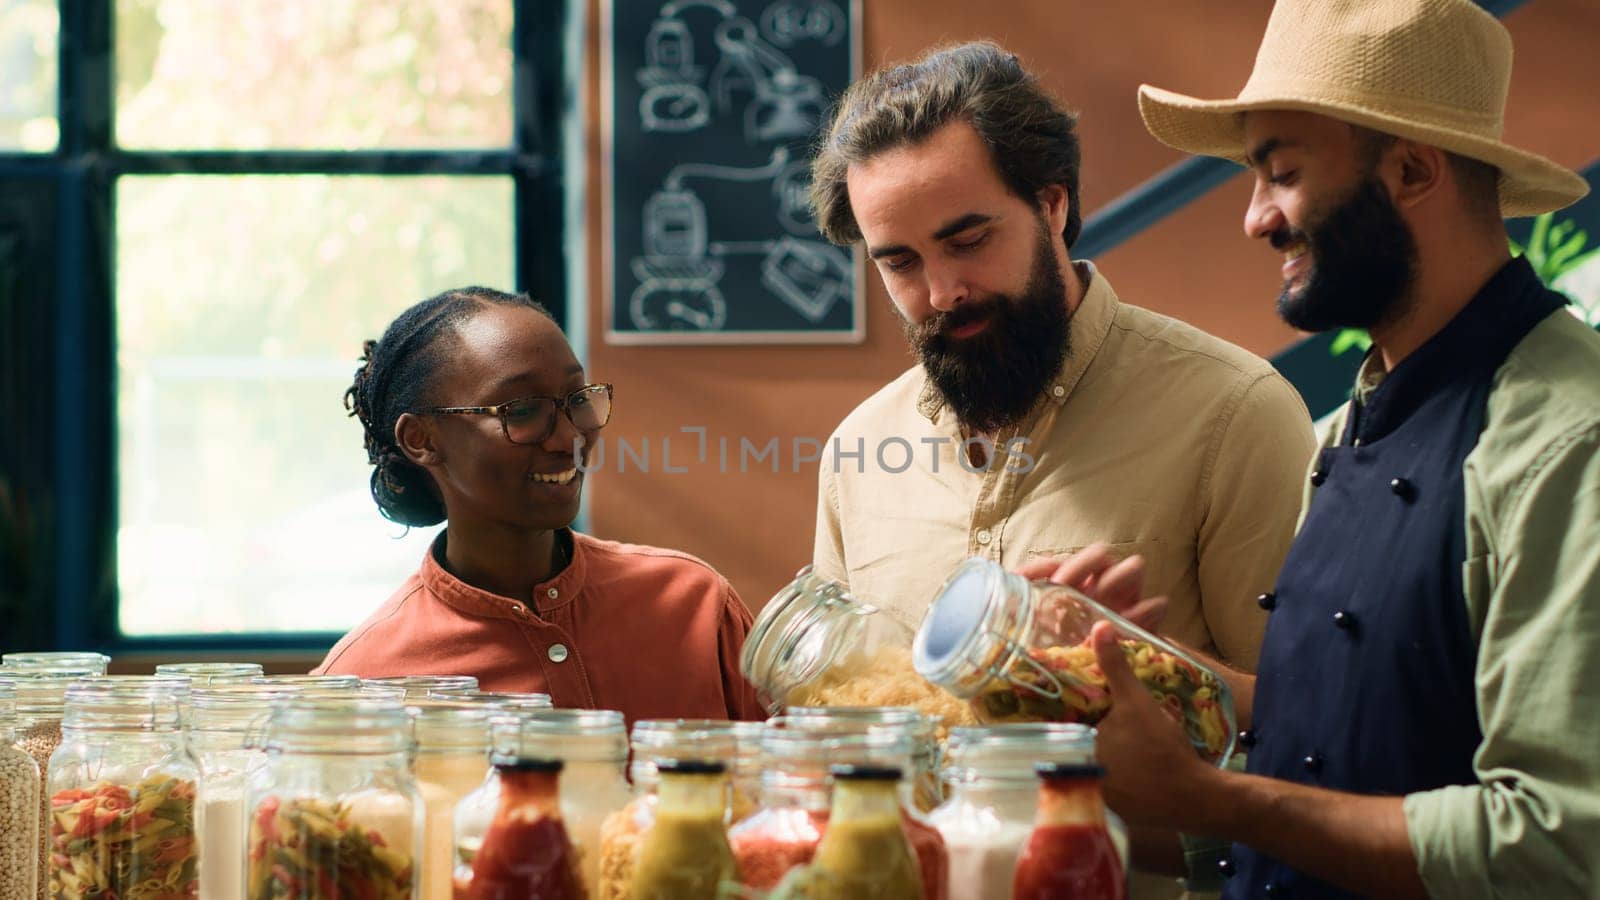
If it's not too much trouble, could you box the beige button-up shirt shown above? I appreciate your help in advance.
[813,263,1318,671]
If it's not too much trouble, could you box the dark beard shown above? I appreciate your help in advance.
[905,226,1069,433]
[1275,174,1418,333]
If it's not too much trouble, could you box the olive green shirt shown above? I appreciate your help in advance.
[1317,309,1600,898]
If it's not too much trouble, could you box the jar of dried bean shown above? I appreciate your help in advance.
[0,677,42,900]
[3,665,94,900]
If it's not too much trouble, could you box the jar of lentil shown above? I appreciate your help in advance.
[4,665,94,900]
[728,719,831,891]
[156,662,265,685]
[914,558,1237,765]
[0,678,42,900]
[741,567,973,730]
[189,684,291,900]
[408,700,495,900]
[46,676,200,898]
[470,709,630,894]
[245,698,421,900]
[363,675,479,699]
[0,653,110,675]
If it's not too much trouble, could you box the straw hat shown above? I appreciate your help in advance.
[1138,0,1588,217]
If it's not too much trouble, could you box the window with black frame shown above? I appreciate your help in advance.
[0,0,573,650]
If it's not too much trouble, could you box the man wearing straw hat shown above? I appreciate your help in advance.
[1039,0,1600,898]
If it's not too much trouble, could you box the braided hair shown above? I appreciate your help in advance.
[345,286,554,526]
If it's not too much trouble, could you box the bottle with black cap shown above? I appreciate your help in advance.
[810,764,923,900]
[628,758,737,899]
[453,756,582,899]
[1012,762,1125,900]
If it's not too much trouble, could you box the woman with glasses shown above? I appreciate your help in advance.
[314,286,765,722]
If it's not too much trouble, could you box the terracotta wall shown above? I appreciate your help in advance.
[583,0,1600,611]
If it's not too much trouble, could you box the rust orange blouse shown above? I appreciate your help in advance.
[315,530,767,723]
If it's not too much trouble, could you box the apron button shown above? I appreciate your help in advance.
[1302,753,1324,774]
[1257,592,1277,611]
[1333,610,1356,630]
[1264,884,1284,897]
[1217,857,1234,879]
[1238,728,1258,749]
[1390,477,1415,500]
[1310,469,1327,487]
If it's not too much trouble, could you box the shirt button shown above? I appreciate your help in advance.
[1390,477,1415,501]
[546,587,559,600]
[976,529,993,545]
[1051,384,1066,398]
[547,644,569,663]
[1333,610,1356,630]
[509,604,524,615]
[1257,592,1277,611]
[1303,753,1323,774]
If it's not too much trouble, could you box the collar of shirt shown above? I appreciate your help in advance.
[914,260,1118,425]
[419,528,588,620]
[1348,256,1561,444]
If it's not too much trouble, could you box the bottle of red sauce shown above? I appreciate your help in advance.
[454,757,584,900]
[1011,762,1125,900]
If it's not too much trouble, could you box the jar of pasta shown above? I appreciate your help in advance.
[928,724,1127,900]
[0,677,42,900]
[468,709,628,895]
[914,557,1237,765]
[46,676,200,898]
[156,662,265,685]
[189,684,293,900]
[408,700,494,900]
[245,698,421,900]
[741,567,974,731]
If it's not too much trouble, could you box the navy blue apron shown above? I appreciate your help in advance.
[1223,258,1566,899]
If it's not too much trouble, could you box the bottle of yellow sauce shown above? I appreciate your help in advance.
[628,759,736,899]
[811,764,923,899]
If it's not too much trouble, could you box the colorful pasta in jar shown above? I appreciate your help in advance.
[914,557,1236,765]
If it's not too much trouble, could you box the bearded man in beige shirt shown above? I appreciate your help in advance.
[808,41,1317,681]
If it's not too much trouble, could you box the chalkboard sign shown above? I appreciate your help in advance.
[603,0,863,344]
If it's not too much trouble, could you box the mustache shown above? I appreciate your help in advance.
[1269,226,1309,252]
[912,301,997,344]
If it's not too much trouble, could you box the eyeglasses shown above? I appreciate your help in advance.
[418,383,613,445]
